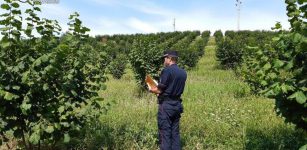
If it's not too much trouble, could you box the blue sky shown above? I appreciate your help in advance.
[2,0,291,35]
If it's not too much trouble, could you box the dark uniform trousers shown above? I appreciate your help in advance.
[158,97,183,150]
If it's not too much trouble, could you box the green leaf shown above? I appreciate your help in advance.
[256,50,263,55]
[0,13,10,17]
[22,103,32,110]
[29,132,40,144]
[264,89,275,97]
[273,59,284,68]
[281,84,288,93]
[100,84,107,90]
[0,27,10,31]
[285,0,296,4]
[21,71,30,83]
[260,56,269,62]
[61,122,69,127]
[299,144,307,150]
[11,30,20,36]
[263,63,271,71]
[293,33,302,43]
[54,123,61,129]
[1,41,10,49]
[64,133,70,143]
[92,97,104,101]
[34,0,41,5]
[12,86,20,90]
[11,2,19,8]
[296,91,306,104]
[12,10,21,15]
[272,22,282,30]
[45,126,54,133]
[41,54,49,62]
[36,26,44,33]
[289,91,307,104]
[256,70,264,76]
[34,58,42,66]
[267,73,277,79]
[71,90,78,97]
[4,92,19,101]
[299,0,307,4]
[272,37,280,41]
[260,80,268,86]
[1,4,10,10]
[25,9,32,13]
[21,102,32,114]
[34,7,41,11]
[67,74,73,80]
[285,60,294,70]
[58,106,64,113]
[43,83,48,91]
[25,28,32,36]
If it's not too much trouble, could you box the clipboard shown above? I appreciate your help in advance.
[145,75,158,90]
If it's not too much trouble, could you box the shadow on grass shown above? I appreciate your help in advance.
[65,123,158,150]
[245,126,307,150]
[62,123,117,150]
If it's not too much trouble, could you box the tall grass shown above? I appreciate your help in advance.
[69,37,306,150]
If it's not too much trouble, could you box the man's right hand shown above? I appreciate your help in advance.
[149,86,161,94]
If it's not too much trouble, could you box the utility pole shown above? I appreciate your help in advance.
[173,18,176,32]
[235,0,242,31]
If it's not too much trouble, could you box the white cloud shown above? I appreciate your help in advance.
[240,11,290,31]
[88,0,120,6]
[1,0,292,37]
[88,0,175,17]
[87,18,132,35]
[0,8,4,16]
[85,0,237,34]
[86,7,291,35]
[85,0,224,34]
[40,4,71,18]
[127,17,159,33]
[124,1,175,17]
[173,10,215,31]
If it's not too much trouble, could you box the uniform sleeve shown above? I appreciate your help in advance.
[157,68,170,91]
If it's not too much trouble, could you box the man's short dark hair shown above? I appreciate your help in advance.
[169,56,178,62]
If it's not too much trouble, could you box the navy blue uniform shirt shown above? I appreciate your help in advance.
[157,64,187,97]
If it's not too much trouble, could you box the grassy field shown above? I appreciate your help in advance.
[71,37,307,150]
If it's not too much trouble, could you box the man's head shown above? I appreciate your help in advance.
[162,50,178,67]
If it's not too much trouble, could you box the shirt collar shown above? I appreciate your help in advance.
[167,63,177,68]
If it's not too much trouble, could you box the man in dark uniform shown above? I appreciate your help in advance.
[149,50,187,150]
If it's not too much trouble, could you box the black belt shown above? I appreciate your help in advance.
[158,95,181,101]
[167,95,181,100]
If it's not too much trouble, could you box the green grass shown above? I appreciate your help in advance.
[72,37,306,150]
